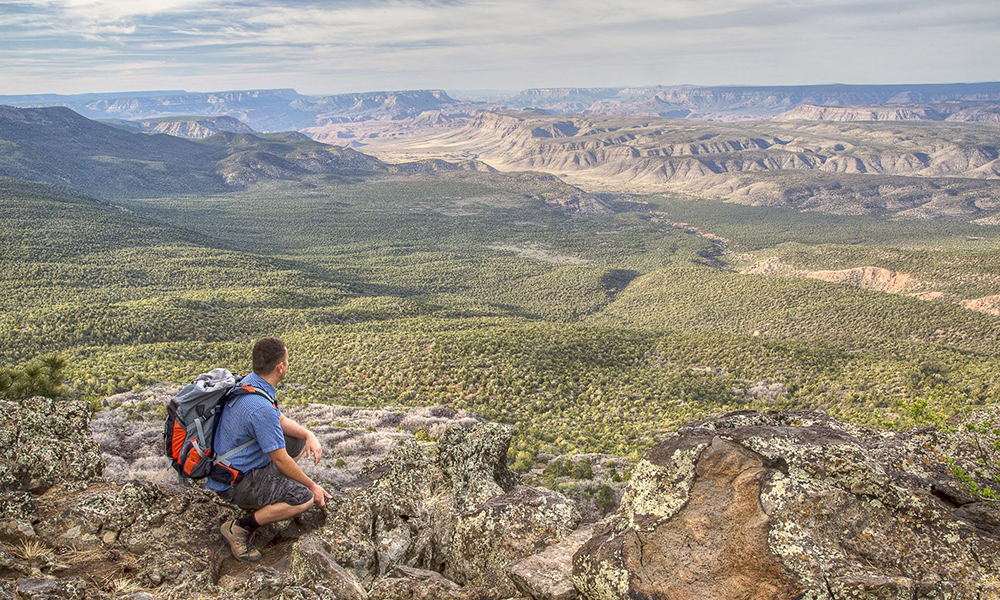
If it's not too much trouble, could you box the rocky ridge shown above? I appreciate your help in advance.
[103,116,257,139]
[0,89,477,133]
[2,393,998,599]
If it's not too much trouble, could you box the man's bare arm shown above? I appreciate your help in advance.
[279,414,323,465]
[269,447,331,508]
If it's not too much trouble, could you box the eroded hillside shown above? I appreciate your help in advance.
[365,111,1000,219]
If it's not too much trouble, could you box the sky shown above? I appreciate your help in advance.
[0,0,998,95]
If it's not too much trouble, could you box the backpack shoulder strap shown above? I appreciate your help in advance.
[226,385,276,408]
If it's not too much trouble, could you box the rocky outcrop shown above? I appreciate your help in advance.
[1,393,582,598]
[961,294,1000,316]
[803,266,914,294]
[571,410,1000,599]
[315,422,580,597]
[0,397,104,521]
[4,394,999,599]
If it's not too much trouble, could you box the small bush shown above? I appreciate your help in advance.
[596,484,617,512]
[0,354,68,401]
[512,450,535,472]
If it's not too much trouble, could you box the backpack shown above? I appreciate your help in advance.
[163,368,273,482]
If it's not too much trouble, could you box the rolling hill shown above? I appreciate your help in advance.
[0,106,499,198]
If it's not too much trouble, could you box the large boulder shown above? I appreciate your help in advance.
[0,397,104,522]
[437,423,520,511]
[438,423,580,596]
[316,437,457,586]
[446,486,579,596]
[571,410,1000,599]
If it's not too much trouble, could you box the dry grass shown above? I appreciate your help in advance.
[9,539,55,561]
[62,546,105,565]
[106,576,144,595]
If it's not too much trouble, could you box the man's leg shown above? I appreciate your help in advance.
[220,462,315,562]
[252,497,313,525]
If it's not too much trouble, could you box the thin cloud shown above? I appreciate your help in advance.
[0,0,997,94]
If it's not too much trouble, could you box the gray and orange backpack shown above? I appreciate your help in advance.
[163,368,273,484]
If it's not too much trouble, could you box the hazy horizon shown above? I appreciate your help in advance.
[1,0,998,96]
[7,80,1000,100]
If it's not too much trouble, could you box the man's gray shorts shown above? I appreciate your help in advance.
[216,436,313,510]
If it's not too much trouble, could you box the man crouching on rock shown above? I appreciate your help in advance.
[208,337,332,562]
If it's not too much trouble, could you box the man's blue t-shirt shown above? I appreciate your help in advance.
[206,371,285,492]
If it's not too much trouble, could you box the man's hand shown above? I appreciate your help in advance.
[304,432,323,466]
[310,483,333,508]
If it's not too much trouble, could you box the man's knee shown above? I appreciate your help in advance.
[292,497,314,514]
[284,435,306,461]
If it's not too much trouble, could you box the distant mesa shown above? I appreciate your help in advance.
[4,83,1000,134]
[0,88,471,132]
[774,103,1000,123]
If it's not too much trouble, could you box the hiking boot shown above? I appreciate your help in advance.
[220,519,261,562]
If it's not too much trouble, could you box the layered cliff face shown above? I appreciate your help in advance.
[774,103,1000,123]
[2,396,997,599]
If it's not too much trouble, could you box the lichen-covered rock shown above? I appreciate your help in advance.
[311,421,580,598]
[316,437,457,586]
[447,486,580,597]
[14,577,93,600]
[288,534,367,600]
[31,479,239,591]
[506,523,594,600]
[571,409,1000,600]
[369,566,492,600]
[0,397,104,524]
[437,423,520,511]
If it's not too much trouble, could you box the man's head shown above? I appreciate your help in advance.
[252,337,288,382]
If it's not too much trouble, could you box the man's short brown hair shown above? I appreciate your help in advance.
[252,337,287,375]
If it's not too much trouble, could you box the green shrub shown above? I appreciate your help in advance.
[0,354,68,401]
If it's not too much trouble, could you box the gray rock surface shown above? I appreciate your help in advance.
[0,397,104,502]
[571,409,1000,600]
[506,524,594,600]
